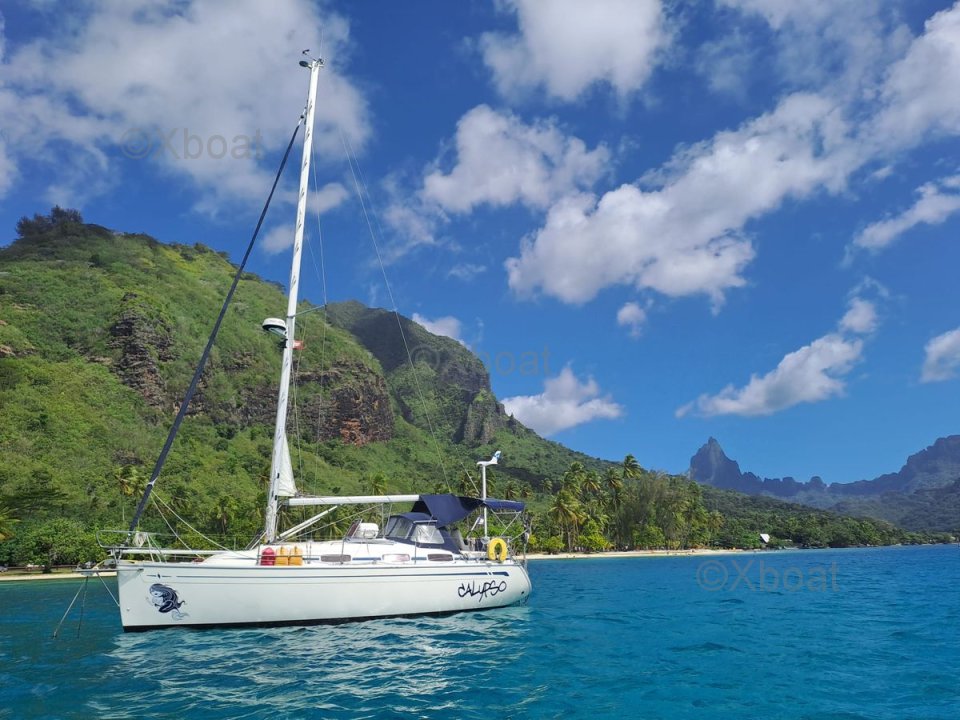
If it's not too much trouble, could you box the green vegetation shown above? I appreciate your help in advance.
[525,457,947,553]
[0,213,951,566]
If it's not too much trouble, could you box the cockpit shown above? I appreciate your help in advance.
[384,513,444,544]
[384,512,451,548]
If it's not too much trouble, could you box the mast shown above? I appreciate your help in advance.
[477,451,501,539]
[264,54,323,543]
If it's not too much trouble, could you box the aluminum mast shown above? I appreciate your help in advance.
[264,54,323,543]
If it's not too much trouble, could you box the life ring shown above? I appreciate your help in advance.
[487,537,508,562]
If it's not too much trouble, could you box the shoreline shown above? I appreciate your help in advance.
[0,570,117,583]
[525,548,752,561]
[3,544,937,581]
[523,543,952,561]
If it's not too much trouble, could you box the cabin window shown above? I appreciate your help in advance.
[384,516,444,545]
[428,553,453,562]
[320,554,351,563]
[413,523,444,545]
[384,516,414,540]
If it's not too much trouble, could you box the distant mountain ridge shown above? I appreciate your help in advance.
[689,437,960,531]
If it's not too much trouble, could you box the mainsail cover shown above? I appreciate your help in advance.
[276,435,297,497]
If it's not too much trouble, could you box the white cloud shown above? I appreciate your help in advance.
[506,93,855,305]
[616,302,647,338]
[679,292,878,417]
[694,28,755,99]
[718,0,910,96]
[447,263,487,281]
[261,183,349,255]
[921,327,960,383]
[381,202,441,262]
[0,137,18,199]
[262,224,295,256]
[310,182,350,216]
[678,333,864,418]
[502,3,960,310]
[839,297,878,335]
[412,313,464,344]
[421,105,610,214]
[502,366,623,435]
[719,0,837,30]
[480,0,669,102]
[0,1,369,210]
[870,166,895,182]
[853,175,960,252]
[384,104,609,261]
[871,4,960,148]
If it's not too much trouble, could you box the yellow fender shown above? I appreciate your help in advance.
[487,537,508,562]
[289,546,303,566]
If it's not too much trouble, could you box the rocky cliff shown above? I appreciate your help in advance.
[326,301,509,446]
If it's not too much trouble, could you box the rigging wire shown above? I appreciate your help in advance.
[284,103,333,507]
[283,136,334,521]
[290,321,306,494]
[125,113,306,541]
[339,130,460,492]
[153,491,230,552]
[307,141,332,494]
[337,136,480,495]
[341,141,480,495]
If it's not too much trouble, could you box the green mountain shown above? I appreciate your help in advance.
[0,213,950,565]
[0,215,600,542]
[323,300,603,489]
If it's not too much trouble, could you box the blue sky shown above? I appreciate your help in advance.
[2,0,959,484]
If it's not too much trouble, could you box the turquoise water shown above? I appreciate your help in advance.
[1,545,957,719]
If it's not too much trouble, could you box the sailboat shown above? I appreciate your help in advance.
[107,55,532,631]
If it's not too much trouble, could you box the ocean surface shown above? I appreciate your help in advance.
[1,545,958,719]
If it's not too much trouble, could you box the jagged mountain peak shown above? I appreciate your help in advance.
[690,438,743,489]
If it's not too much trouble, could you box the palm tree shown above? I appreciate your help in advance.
[549,489,583,551]
[451,470,470,496]
[604,468,624,505]
[114,465,144,523]
[580,471,602,503]
[364,472,388,496]
[706,510,724,546]
[361,472,389,524]
[561,461,586,496]
[211,495,238,535]
[604,467,625,547]
[324,508,349,539]
[621,454,642,480]
[483,469,497,499]
[0,502,19,542]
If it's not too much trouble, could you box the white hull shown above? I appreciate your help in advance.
[117,551,531,630]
